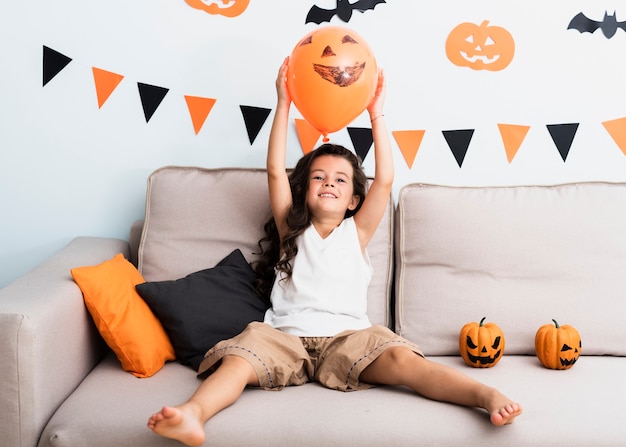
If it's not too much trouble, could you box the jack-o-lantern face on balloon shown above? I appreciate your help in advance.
[287,26,377,141]
[459,317,505,368]
[446,20,515,71]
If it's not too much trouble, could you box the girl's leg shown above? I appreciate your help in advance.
[359,347,522,426]
[147,355,259,446]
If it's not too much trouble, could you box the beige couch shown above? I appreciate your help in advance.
[3,166,626,447]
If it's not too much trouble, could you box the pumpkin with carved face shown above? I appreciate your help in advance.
[446,20,515,71]
[535,319,581,370]
[185,0,250,17]
[459,317,505,368]
[287,26,377,141]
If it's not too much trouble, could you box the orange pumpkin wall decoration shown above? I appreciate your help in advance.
[459,317,505,368]
[287,26,377,141]
[535,319,582,370]
[446,20,515,71]
[185,0,250,18]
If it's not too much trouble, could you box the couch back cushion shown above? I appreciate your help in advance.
[138,166,394,327]
[395,182,626,356]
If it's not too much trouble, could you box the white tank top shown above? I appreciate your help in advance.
[264,217,373,336]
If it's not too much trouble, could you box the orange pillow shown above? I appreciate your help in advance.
[71,253,175,378]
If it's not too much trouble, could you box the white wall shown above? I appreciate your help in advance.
[2,0,626,288]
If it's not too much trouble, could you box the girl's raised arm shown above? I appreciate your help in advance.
[267,58,293,240]
[354,69,394,251]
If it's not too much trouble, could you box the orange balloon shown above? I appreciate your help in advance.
[287,26,377,141]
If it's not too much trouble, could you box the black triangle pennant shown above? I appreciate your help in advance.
[42,46,73,86]
[137,83,170,123]
[442,129,475,168]
[347,127,374,161]
[240,106,271,144]
[546,123,579,162]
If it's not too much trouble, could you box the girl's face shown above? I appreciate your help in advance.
[306,155,360,219]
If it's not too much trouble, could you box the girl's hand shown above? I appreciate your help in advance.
[276,57,291,106]
[367,68,385,119]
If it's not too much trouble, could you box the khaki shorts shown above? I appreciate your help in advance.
[197,322,423,391]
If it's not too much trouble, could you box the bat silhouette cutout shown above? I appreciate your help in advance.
[568,11,626,39]
[306,0,386,24]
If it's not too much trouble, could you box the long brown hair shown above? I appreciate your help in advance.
[254,144,368,303]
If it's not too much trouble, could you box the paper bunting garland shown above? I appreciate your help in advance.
[92,68,124,109]
[43,46,72,86]
[546,123,579,162]
[602,117,626,156]
[347,127,374,161]
[43,45,220,135]
[137,83,170,123]
[392,130,425,169]
[185,96,217,135]
[295,118,322,154]
[442,129,475,167]
[294,120,375,158]
[41,45,626,169]
[240,106,272,144]
[497,124,530,163]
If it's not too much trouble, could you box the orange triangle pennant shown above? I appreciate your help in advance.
[602,117,626,156]
[92,67,124,109]
[184,95,217,135]
[295,118,322,154]
[497,123,530,163]
[392,130,425,169]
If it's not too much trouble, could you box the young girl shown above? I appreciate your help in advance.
[147,59,522,446]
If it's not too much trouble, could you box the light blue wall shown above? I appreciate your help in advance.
[2,0,626,288]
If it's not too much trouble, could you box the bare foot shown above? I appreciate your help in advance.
[147,405,206,446]
[490,402,522,426]
[484,389,523,426]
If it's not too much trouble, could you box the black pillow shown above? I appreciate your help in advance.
[136,249,268,371]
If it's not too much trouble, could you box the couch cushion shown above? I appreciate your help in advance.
[136,249,268,371]
[395,182,626,356]
[138,166,394,327]
[38,353,626,447]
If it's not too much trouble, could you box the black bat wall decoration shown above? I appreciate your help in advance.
[568,11,626,39]
[306,0,386,24]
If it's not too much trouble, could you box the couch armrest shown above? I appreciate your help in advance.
[0,237,129,447]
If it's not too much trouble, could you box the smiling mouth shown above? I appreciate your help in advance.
[319,193,337,198]
[312,62,365,87]
[467,351,501,365]
[560,357,578,367]
[200,0,235,7]
[460,52,500,64]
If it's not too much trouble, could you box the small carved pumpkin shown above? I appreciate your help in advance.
[185,0,250,18]
[459,317,505,368]
[535,319,581,370]
[446,20,515,71]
